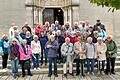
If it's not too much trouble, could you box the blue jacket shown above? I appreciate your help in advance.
[46,40,59,58]
[1,39,10,54]
[39,35,48,49]
[20,32,26,39]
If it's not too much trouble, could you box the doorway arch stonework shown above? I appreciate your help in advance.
[25,0,80,26]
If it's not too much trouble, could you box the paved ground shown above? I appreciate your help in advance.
[0,72,120,80]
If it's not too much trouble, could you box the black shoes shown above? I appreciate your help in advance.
[48,73,58,77]
[64,74,67,78]
[69,73,74,76]
[48,74,52,77]
[54,73,58,77]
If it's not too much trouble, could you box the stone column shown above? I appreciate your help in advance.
[38,8,44,25]
[62,8,68,25]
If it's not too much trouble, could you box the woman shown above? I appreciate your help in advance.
[74,35,86,77]
[31,35,41,70]
[95,37,107,75]
[39,31,48,65]
[105,35,117,75]
[25,31,33,45]
[1,34,10,71]
[61,37,74,78]
[9,38,20,78]
[85,37,97,75]
[19,39,33,77]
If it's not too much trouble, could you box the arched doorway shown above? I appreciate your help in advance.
[43,8,64,25]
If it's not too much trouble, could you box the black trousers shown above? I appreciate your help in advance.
[106,57,116,73]
[98,60,105,71]
[76,59,84,76]
[20,59,31,75]
[2,54,8,69]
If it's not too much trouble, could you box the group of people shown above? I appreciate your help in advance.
[0,19,117,78]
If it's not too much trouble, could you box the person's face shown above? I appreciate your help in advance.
[23,27,27,32]
[50,37,55,42]
[14,32,18,37]
[12,40,17,45]
[41,32,44,36]
[88,38,92,44]
[107,37,111,42]
[65,39,70,44]
[4,35,8,40]
[26,32,30,37]
[98,39,102,44]
[34,37,38,41]
[89,28,93,32]
[78,36,82,42]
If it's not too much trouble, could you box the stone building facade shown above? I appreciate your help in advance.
[0,0,120,37]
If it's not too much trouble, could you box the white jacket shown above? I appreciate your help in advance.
[95,42,107,61]
[31,40,41,54]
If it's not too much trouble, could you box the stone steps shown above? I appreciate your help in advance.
[0,51,119,74]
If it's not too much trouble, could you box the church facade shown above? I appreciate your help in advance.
[25,0,80,26]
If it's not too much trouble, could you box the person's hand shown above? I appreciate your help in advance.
[46,45,52,48]
[15,57,18,60]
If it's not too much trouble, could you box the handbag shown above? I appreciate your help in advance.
[24,60,31,69]
[61,55,67,63]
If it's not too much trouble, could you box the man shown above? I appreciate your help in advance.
[61,37,74,78]
[93,19,106,31]
[85,37,97,75]
[46,35,59,77]
[105,35,117,75]
[74,35,86,77]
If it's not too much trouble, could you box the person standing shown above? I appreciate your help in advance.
[46,35,59,77]
[85,37,97,75]
[1,34,10,71]
[61,37,74,78]
[95,37,107,75]
[19,39,33,77]
[9,38,20,79]
[74,35,86,77]
[39,31,48,65]
[31,35,41,70]
[105,35,117,75]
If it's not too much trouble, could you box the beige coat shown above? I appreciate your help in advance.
[74,41,86,59]
[95,42,107,61]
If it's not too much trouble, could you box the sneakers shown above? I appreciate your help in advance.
[33,68,37,70]
[87,72,90,75]
[37,68,40,70]
[3,69,6,72]
[91,72,94,75]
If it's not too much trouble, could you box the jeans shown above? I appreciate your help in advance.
[11,60,19,74]
[87,58,95,73]
[106,57,116,73]
[32,54,40,68]
[41,49,48,64]
[2,53,8,68]
[49,57,57,74]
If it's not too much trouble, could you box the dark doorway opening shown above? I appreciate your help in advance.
[43,8,64,25]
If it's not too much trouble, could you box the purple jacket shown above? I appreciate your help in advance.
[46,40,59,58]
